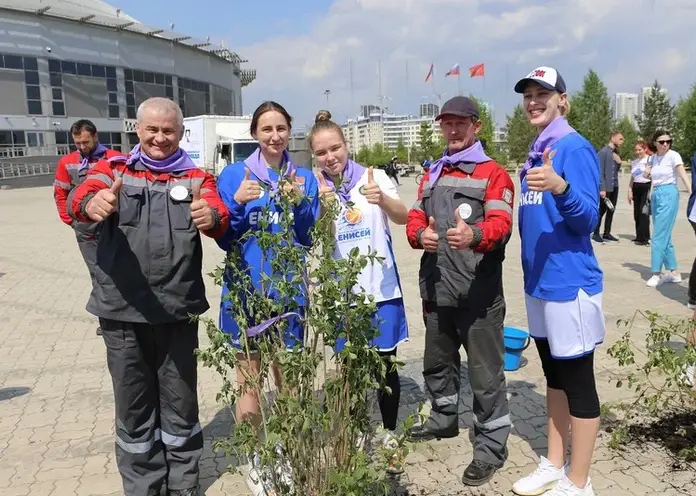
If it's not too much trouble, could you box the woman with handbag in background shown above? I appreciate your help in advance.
[627,140,651,246]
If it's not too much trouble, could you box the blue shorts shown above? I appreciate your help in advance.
[335,297,409,352]
[219,306,304,351]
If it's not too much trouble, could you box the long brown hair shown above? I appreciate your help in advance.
[249,101,293,135]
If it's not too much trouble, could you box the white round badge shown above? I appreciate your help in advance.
[170,185,189,201]
[457,203,472,220]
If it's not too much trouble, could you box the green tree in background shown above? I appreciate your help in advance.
[418,121,435,159]
[637,80,675,142]
[567,69,612,150]
[505,104,537,164]
[673,83,696,166]
[355,146,371,166]
[614,116,639,163]
[370,142,391,166]
[468,95,503,162]
[394,137,408,163]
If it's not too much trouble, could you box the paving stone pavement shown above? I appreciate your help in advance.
[1,175,695,496]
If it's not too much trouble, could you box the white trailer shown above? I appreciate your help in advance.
[179,115,259,176]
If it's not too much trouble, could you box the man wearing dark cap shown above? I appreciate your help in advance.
[407,96,515,487]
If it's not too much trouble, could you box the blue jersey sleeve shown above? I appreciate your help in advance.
[293,170,319,247]
[553,146,600,235]
[215,164,249,252]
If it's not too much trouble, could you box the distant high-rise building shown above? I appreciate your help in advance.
[640,86,668,116]
[359,104,381,118]
[614,93,639,125]
[420,103,439,118]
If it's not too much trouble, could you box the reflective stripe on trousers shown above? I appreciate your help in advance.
[422,298,511,467]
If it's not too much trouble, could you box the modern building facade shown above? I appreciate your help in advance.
[615,92,639,125]
[342,110,440,152]
[419,103,439,119]
[0,0,255,159]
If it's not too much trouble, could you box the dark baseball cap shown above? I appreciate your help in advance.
[435,96,480,121]
[514,66,567,94]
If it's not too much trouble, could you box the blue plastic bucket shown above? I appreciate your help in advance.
[503,326,531,371]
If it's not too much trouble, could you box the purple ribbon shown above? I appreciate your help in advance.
[246,312,301,337]
[243,148,297,193]
[109,143,198,173]
[428,141,491,188]
[79,143,108,171]
[520,117,576,180]
[320,159,365,203]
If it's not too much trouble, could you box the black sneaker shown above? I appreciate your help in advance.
[96,326,103,336]
[603,233,619,242]
[169,488,199,496]
[592,233,604,244]
[461,459,498,486]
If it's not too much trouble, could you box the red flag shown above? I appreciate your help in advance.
[424,63,434,82]
[469,63,485,77]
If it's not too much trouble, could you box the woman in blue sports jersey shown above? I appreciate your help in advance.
[215,101,319,495]
[309,109,409,474]
[511,67,604,496]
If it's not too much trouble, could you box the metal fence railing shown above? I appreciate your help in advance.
[0,162,57,180]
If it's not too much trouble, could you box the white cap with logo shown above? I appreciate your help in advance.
[514,66,567,94]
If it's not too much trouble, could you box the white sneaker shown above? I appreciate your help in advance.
[512,457,566,495]
[646,275,662,287]
[663,272,682,283]
[545,475,595,496]
[245,453,276,496]
[682,364,696,387]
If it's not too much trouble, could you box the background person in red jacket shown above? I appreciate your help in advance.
[68,97,229,496]
[53,119,124,335]
[406,96,515,487]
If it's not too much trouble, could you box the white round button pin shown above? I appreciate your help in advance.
[170,185,189,201]
[458,203,472,220]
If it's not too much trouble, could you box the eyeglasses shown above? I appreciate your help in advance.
[657,139,672,145]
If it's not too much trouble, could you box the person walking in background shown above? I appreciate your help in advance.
[406,96,515,487]
[593,131,624,244]
[386,155,401,185]
[309,110,409,474]
[644,129,692,288]
[68,98,229,496]
[214,101,319,495]
[512,66,605,496]
[53,119,124,336]
[627,140,652,246]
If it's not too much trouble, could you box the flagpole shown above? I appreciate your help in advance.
[405,60,409,102]
[457,72,462,96]
[349,57,354,117]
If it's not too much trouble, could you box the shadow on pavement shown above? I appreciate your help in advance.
[622,262,690,306]
[200,406,242,494]
[0,386,31,401]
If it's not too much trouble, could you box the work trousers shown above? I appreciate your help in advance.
[422,297,510,467]
[631,182,651,243]
[595,188,619,236]
[100,318,203,496]
[650,184,679,273]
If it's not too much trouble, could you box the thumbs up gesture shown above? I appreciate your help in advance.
[86,177,122,222]
[315,172,336,201]
[361,167,383,205]
[526,148,566,195]
[234,168,262,204]
[446,207,474,250]
[420,216,439,253]
[190,184,215,231]
[281,169,303,204]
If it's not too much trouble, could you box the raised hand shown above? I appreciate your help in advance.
[526,148,566,195]
[190,184,215,231]
[361,167,383,205]
[281,169,303,204]
[234,168,262,204]
[420,216,439,253]
[86,177,122,222]
[316,172,335,201]
[446,208,474,250]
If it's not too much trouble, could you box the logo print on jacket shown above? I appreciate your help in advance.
[344,207,363,225]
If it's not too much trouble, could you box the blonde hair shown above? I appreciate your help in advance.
[308,110,346,150]
[560,99,571,116]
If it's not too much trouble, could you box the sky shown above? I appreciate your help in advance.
[110,0,694,129]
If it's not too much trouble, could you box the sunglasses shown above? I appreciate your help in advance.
[657,139,672,145]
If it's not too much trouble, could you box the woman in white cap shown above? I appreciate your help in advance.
[512,66,604,496]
